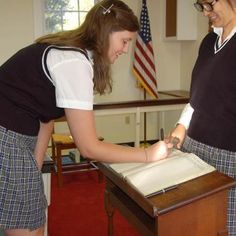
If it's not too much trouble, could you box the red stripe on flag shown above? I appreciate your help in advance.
[133,65,157,97]
[136,40,156,71]
[134,52,157,85]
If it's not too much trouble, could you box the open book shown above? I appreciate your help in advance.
[108,150,215,197]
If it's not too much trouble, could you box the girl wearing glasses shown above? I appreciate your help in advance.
[168,0,236,235]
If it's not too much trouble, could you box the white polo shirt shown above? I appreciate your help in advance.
[46,47,94,110]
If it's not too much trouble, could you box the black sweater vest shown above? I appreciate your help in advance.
[189,32,236,151]
[0,43,88,135]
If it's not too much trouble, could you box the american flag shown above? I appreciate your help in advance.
[133,0,158,99]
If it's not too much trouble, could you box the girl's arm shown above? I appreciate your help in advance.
[65,108,171,163]
[34,120,54,170]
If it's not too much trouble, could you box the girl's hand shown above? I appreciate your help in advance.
[165,124,186,149]
[146,141,173,162]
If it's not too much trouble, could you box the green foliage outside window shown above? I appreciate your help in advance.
[44,0,95,33]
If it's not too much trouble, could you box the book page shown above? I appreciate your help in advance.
[108,150,181,176]
[109,150,215,197]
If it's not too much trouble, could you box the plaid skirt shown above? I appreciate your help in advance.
[0,125,47,230]
[182,136,236,236]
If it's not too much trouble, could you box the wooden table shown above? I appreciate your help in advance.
[94,90,189,147]
[98,162,236,236]
[54,90,189,148]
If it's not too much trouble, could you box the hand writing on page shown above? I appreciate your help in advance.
[147,141,173,162]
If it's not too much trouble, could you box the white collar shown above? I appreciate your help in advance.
[213,26,236,53]
[213,26,236,40]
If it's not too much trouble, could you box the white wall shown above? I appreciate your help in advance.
[0,0,34,64]
[0,0,208,144]
[180,13,208,90]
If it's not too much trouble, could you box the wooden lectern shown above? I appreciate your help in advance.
[98,163,236,236]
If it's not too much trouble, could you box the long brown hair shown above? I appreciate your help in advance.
[36,0,139,95]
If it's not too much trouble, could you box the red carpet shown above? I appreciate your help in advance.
[48,171,140,236]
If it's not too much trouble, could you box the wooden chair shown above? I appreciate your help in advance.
[51,118,103,187]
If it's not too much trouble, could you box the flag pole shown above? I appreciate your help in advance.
[143,89,147,144]
[140,89,151,148]
[133,0,158,148]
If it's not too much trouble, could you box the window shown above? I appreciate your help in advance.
[33,0,98,37]
[45,0,97,33]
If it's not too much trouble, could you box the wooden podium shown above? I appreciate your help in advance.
[98,163,236,236]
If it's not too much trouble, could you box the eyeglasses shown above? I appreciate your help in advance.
[194,0,218,12]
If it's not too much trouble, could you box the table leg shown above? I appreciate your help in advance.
[105,187,115,236]
[56,146,63,187]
